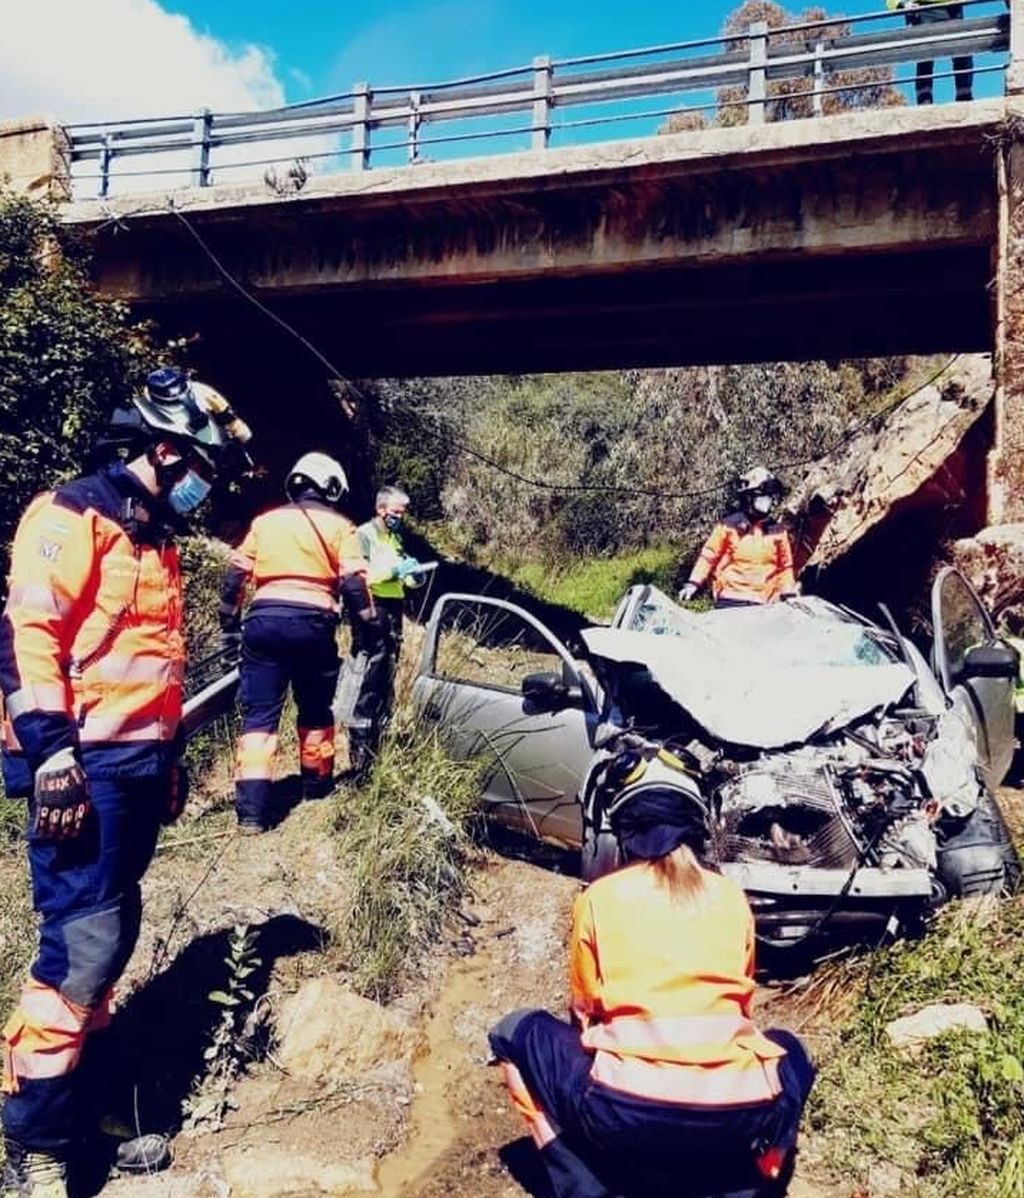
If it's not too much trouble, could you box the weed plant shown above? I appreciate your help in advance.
[336,722,485,1002]
[809,898,1024,1198]
[508,545,680,620]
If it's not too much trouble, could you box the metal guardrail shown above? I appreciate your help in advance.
[67,0,1014,198]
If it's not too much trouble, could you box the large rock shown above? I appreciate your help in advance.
[950,523,1024,619]
[276,977,424,1084]
[222,1148,377,1197]
[885,1002,988,1049]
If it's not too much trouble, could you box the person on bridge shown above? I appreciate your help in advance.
[220,452,369,833]
[678,465,797,608]
[343,485,427,780]
[0,368,252,1198]
[488,776,816,1198]
[888,0,973,105]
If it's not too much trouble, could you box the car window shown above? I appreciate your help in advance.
[432,598,571,695]
[937,570,992,682]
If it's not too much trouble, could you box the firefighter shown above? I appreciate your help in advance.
[220,452,368,832]
[887,0,972,105]
[489,771,816,1198]
[0,367,252,1197]
[344,485,425,779]
[678,465,797,608]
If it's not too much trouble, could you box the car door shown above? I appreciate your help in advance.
[931,566,1018,789]
[411,593,599,846]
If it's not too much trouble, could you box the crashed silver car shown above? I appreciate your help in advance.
[412,567,1020,947]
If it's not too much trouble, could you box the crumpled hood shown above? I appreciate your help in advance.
[583,594,917,749]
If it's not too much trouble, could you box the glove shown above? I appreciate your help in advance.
[677,582,699,603]
[33,748,91,841]
[395,556,422,581]
[164,759,189,826]
[220,629,242,660]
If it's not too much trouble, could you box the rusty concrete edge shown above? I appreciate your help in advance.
[62,97,1014,229]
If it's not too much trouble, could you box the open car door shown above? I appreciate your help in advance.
[931,566,1019,790]
[411,594,599,846]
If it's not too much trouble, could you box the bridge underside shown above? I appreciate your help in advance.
[75,103,1004,378]
[148,244,991,377]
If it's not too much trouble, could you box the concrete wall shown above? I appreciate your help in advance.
[0,119,70,200]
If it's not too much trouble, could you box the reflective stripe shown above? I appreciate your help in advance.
[77,710,179,745]
[2,979,91,1091]
[93,655,179,685]
[252,580,337,611]
[582,1013,765,1055]
[500,1061,557,1149]
[590,1050,780,1107]
[236,731,278,781]
[5,584,71,617]
[6,683,70,719]
[298,726,334,778]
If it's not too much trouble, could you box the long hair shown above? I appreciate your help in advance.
[649,843,711,908]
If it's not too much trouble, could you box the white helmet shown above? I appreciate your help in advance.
[286,452,348,504]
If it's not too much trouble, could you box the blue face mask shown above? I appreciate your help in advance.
[168,468,212,515]
[383,513,403,532]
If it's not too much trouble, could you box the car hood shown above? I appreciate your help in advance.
[583,594,917,749]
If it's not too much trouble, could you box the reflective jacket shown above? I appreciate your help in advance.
[221,500,367,621]
[358,519,407,602]
[0,465,184,781]
[688,513,796,604]
[570,862,785,1107]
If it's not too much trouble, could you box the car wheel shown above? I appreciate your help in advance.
[580,818,620,883]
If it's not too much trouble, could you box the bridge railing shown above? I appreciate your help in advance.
[66,0,1014,199]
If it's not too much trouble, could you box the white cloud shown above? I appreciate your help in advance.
[0,0,348,197]
[0,0,284,123]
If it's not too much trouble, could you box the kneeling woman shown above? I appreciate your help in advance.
[489,780,815,1198]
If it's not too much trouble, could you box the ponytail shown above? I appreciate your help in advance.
[649,843,710,908]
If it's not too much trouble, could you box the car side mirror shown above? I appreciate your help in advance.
[960,642,1020,682]
[522,670,580,712]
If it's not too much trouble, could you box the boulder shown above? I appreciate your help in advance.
[885,1002,988,1049]
[950,523,1024,620]
[276,977,425,1084]
[222,1148,377,1197]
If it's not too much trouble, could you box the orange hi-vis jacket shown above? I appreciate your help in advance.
[220,500,367,621]
[688,512,796,604]
[0,465,184,779]
[570,862,785,1107]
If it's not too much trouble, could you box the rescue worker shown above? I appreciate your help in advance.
[0,367,252,1197]
[489,769,816,1198]
[678,466,797,608]
[887,0,972,104]
[345,485,425,779]
[220,452,368,832]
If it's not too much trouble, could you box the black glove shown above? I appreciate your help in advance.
[220,629,242,661]
[164,759,189,826]
[33,748,91,841]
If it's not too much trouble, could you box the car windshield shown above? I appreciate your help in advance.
[585,588,913,748]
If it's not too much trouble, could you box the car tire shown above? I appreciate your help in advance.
[935,789,1021,899]
[580,818,620,883]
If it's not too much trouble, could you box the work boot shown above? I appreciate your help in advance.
[1,1140,68,1198]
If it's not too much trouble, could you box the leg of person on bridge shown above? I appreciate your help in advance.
[908,3,972,104]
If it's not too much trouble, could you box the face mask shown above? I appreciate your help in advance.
[752,494,775,515]
[168,468,212,515]
[383,513,403,532]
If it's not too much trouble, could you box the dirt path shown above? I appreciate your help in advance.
[89,794,851,1198]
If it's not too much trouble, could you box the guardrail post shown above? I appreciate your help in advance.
[98,134,112,199]
[408,91,422,164]
[747,21,768,126]
[191,107,211,187]
[532,55,552,150]
[1009,0,1024,95]
[812,39,825,116]
[352,82,371,170]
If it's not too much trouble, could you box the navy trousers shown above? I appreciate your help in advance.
[3,774,164,1151]
[489,1010,815,1198]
